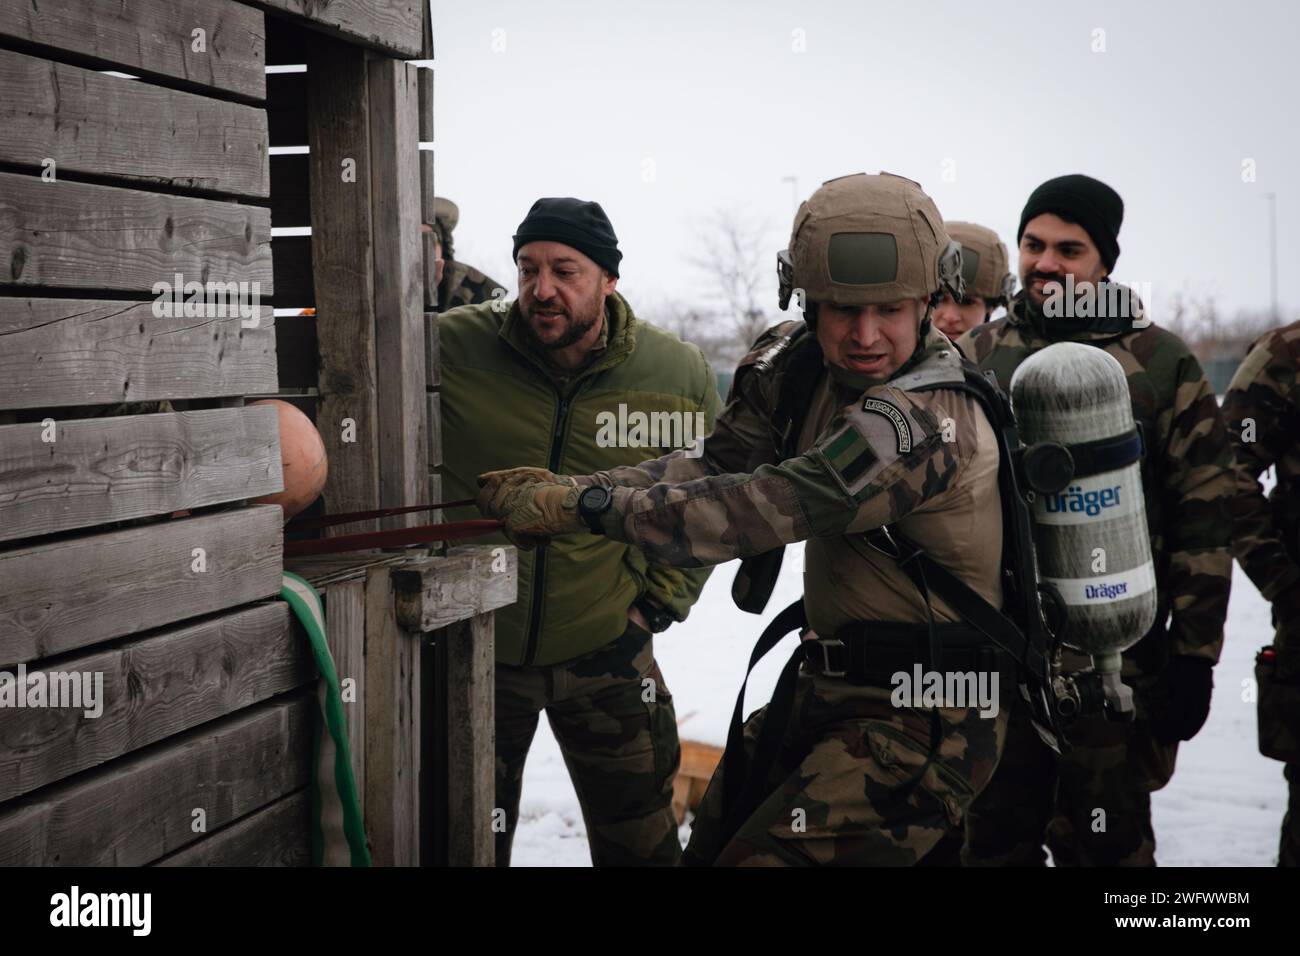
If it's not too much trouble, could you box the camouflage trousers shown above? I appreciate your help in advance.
[682,669,1008,866]
[962,691,1175,867]
[494,625,681,867]
[1282,763,1300,867]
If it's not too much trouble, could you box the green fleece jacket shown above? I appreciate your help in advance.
[440,292,721,666]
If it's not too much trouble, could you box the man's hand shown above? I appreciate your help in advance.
[476,467,583,549]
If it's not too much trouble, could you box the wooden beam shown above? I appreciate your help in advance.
[325,579,366,823]
[363,564,420,866]
[0,506,283,665]
[307,37,380,532]
[0,299,276,411]
[155,789,311,866]
[425,313,441,387]
[438,611,495,866]
[368,59,427,527]
[253,0,423,59]
[0,406,282,544]
[0,693,313,866]
[391,545,518,633]
[417,67,437,309]
[0,0,266,101]
[0,173,272,295]
[426,391,442,469]
[0,49,269,197]
[0,602,314,803]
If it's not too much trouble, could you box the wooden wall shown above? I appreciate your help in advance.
[0,0,309,866]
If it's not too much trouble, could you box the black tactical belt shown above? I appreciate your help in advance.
[803,623,1011,685]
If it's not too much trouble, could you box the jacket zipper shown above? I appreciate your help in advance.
[522,387,573,666]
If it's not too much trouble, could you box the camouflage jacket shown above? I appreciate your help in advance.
[1221,320,1300,627]
[582,321,1005,638]
[956,291,1235,667]
[438,260,507,311]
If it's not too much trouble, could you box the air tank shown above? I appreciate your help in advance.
[1010,342,1157,675]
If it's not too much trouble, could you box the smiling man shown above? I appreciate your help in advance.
[438,197,720,866]
[956,174,1236,867]
[478,174,1022,866]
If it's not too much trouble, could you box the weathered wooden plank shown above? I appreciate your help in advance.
[325,578,365,822]
[363,564,420,866]
[0,602,314,803]
[417,68,435,311]
[439,611,495,866]
[0,506,283,665]
[392,545,518,633]
[254,0,423,58]
[155,788,311,866]
[308,37,380,532]
[425,313,441,387]
[0,0,266,100]
[369,59,427,528]
[0,299,275,411]
[0,173,272,294]
[271,234,315,306]
[0,693,312,866]
[270,153,311,228]
[284,551,405,587]
[267,70,308,146]
[0,406,282,544]
[427,470,443,526]
[426,390,442,469]
[0,50,269,197]
[274,311,319,389]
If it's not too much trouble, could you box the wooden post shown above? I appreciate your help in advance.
[363,565,420,866]
[368,57,428,530]
[439,612,495,866]
[417,67,437,310]
[324,579,366,822]
[307,36,381,534]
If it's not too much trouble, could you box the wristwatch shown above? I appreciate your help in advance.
[577,485,613,534]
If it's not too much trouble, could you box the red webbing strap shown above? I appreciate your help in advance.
[283,519,502,558]
[285,499,478,531]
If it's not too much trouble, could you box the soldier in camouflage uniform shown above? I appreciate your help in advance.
[1221,319,1300,866]
[430,196,509,310]
[479,173,1019,866]
[931,222,1015,340]
[955,174,1236,866]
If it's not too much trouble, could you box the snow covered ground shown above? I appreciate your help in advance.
[510,540,1288,867]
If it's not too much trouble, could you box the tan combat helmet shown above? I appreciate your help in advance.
[945,221,1015,305]
[778,172,963,312]
[432,196,460,258]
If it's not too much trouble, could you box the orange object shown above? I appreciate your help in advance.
[250,399,328,521]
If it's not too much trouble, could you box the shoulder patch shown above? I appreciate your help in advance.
[861,397,913,453]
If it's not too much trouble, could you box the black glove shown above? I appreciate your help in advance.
[1148,655,1214,744]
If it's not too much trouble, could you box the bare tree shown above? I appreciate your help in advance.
[689,207,781,353]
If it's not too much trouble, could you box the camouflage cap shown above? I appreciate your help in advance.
[945,221,1015,303]
[779,172,962,310]
[431,197,459,257]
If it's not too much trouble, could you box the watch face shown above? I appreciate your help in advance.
[580,486,610,512]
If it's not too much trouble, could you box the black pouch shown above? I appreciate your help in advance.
[1256,643,1300,763]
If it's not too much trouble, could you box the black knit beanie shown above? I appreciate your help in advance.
[512,198,622,277]
[1017,174,1124,272]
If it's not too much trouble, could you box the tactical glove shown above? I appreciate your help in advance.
[476,468,582,550]
[1148,655,1214,744]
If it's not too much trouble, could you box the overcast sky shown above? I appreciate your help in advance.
[431,0,1299,325]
